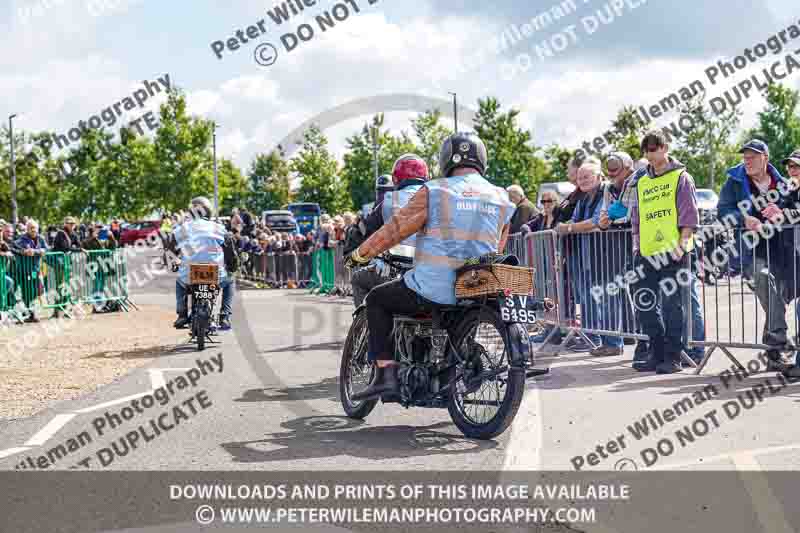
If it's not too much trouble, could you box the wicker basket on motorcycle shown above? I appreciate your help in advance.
[454,263,534,298]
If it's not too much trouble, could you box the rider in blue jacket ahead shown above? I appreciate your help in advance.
[346,132,515,400]
[346,155,430,308]
[172,196,236,330]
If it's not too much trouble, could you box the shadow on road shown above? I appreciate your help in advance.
[221,416,495,464]
[260,341,344,354]
[234,376,339,404]
[84,343,187,360]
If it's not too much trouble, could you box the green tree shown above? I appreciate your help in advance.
[291,124,345,213]
[608,106,649,159]
[411,109,452,175]
[246,149,291,212]
[340,114,417,210]
[0,128,66,224]
[542,145,573,183]
[746,84,800,171]
[671,95,741,190]
[218,158,249,214]
[472,97,548,195]
[151,88,216,213]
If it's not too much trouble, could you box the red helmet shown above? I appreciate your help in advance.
[391,154,429,186]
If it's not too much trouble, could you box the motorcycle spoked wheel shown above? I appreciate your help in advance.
[193,301,212,351]
[447,307,525,440]
[339,309,378,419]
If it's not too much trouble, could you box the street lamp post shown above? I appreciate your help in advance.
[212,122,219,216]
[371,126,379,181]
[9,114,18,227]
[449,92,458,131]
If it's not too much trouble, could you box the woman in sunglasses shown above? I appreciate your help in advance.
[524,191,561,233]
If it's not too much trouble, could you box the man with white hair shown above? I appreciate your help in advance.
[171,196,237,330]
[15,220,48,322]
[557,160,623,356]
[507,184,538,234]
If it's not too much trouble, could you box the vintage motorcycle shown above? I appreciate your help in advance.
[172,261,220,351]
[339,253,551,440]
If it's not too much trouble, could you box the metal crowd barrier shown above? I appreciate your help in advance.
[0,249,133,322]
[506,222,800,374]
[689,223,800,373]
[239,251,311,288]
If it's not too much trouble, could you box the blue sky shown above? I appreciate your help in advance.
[2,0,799,173]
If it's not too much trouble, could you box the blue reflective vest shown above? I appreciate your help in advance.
[172,218,228,285]
[404,173,515,305]
[382,183,423,248]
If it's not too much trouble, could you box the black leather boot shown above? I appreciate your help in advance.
[173,314,190,329]
[656,353,683,374]
[352,365,400,401]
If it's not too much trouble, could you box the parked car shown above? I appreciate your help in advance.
[119,220,162,246]
[536,182,576,208]
[696,188,719,225]
[262,210,299,234]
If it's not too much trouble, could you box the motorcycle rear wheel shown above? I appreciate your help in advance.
[339,309,378,419]
[195,302,210,351]
[447,307,525,440]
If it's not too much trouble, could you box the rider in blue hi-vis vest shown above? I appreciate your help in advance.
[345,156,430,308]
[404,174,513,305]
[345,132,515,400]
[172,196,236,331]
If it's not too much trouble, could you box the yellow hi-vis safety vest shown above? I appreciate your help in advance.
[637,168,694,257]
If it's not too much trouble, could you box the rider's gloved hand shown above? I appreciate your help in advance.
[344,249,370,269]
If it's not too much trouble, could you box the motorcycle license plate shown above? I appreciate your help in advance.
[499,294,537,324]
[193,284,218,300]
[189,263,219,285]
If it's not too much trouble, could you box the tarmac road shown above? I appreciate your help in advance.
[1,249,799,476]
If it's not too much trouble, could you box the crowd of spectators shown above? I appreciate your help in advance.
[0,215,121,323]
[504,133,800,376]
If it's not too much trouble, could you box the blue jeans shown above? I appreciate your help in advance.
[683,278,706,358]
[176,278,233,318]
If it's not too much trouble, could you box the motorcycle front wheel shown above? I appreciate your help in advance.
[447,307,525,440]
[339,309,378,419]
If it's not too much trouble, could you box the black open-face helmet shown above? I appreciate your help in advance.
[438,131,488,177]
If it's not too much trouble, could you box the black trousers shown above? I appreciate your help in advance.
[366,278,434,361]
[632,254,689,363]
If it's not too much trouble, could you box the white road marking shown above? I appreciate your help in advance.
[0,367,192,460]
[0,447,31,460]
[24,414,76,446]
[732,452,795,533]
[502,383,542,470]
[73,392,150,414]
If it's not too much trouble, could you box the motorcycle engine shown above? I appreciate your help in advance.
[399,364,430,403]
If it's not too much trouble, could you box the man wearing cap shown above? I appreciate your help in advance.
[630,131,699,374]
[50,216,84,318]
[557,160,623,357]
[82,223,118,312]
[598,152,647,359]
[718,139,794,370]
